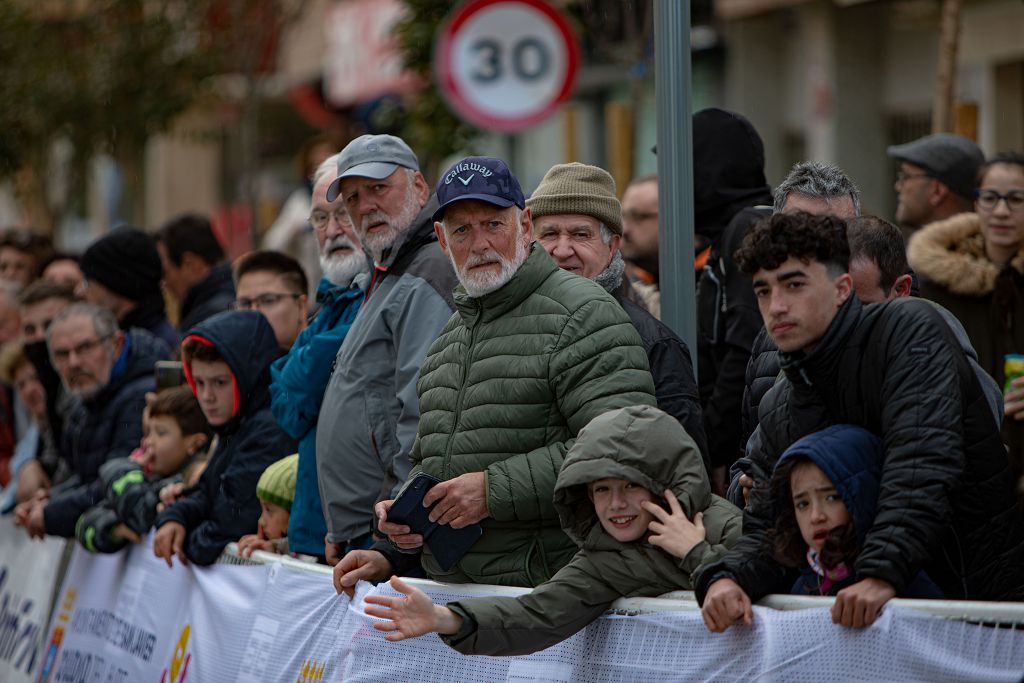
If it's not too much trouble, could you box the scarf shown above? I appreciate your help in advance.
[807,547,852,594]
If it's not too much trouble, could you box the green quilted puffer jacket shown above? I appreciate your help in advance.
[411,244,656,586]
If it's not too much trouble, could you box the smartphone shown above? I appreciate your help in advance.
[155,361,186,392]
[387,473,484,571]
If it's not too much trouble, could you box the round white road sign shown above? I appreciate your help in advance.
[434,0,580,132]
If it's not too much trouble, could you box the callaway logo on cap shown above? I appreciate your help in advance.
[433,156,525,222]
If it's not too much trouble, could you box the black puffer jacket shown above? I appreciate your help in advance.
[155,311,295,565]
[696,206,771,470]
[731,298,1008,507]
[43,329,170,537]
[697,296,1024,602]
[613,278,710,473]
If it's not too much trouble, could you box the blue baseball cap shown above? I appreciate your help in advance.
[432,156,526,222]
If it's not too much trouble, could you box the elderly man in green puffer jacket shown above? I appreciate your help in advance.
[334,156,657,592]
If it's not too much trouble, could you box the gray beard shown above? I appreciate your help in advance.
[593,251,626,293]
[361,198,421,263]
[453,238,529,298]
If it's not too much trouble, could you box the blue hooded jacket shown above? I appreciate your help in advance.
[155,311,296,565]
[774,424,942,598]
[270,278,362,555]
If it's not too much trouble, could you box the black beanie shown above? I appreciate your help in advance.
[81,226,163,302]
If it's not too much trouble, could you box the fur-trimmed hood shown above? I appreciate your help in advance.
[907,212,1024,296]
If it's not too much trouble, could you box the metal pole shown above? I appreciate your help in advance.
[653,0,697,363]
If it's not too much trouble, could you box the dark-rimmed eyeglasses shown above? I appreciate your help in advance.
[51,335,112,363]
[976,189,1024,212]
[234,293,302,311]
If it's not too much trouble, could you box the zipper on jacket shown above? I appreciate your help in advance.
[703,264,724,344]
[441,318,478,478]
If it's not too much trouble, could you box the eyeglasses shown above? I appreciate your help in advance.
[895,171,931,184]
[51,335,111,363]
[976,189,1024,212]
[308,209,349,233]
[234,293,302,310]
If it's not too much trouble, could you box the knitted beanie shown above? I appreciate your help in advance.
[80,226,163,302]
[256,453,299,511]
[526,162,623,234]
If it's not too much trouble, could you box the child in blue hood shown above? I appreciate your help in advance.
[152,311,295,566]
[770,424,942,599]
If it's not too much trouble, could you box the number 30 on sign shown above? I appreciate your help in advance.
[434,0,580,132]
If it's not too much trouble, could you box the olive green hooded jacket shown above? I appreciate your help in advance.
[442,404,743,656]
[409,245,657,586]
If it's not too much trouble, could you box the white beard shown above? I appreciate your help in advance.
[319,236,368,286]
[451,237,529,298]
[359,198,421,263]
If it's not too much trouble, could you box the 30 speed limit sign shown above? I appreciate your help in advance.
[434,0,580,132]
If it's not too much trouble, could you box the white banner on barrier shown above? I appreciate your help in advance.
[33,537,1024,683]
[0,517,66,683]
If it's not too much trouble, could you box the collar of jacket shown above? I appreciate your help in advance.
[181,262,233,317]
[779,295,862,388]
[453,243,557,326]
[907,212,1024,296]
[315,276,361,303]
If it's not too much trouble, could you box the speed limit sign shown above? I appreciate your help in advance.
[434,0,580,132]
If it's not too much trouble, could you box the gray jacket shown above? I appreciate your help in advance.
[316,197,458,543]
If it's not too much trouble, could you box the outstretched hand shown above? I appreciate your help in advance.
[642,489,706,560]
[363,576,463,641]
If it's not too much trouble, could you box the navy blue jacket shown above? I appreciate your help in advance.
[43,329,170,537]
[270,278,362,555]
[774,424,942,599]
[155,311,295,565]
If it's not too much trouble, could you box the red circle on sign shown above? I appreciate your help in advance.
[434,0,580,132]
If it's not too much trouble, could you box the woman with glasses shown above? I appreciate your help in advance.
[909,151,1024,484]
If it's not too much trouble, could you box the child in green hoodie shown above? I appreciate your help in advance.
[362,405,743,656]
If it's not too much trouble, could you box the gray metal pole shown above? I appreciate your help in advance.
[653,0,697,366]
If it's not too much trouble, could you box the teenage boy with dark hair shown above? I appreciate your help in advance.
[156,214,235,332]
[152,310,295,566]
[698,212,1024,633]
[232,250,309,351]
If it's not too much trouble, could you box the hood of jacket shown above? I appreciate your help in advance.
[693,108,772,243]
[182,310,280,427]
[772,424,882,545]
[88,328,169,408]
[554,405,709,547]
[907,212,1024,296]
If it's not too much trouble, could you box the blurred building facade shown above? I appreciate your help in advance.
[4,0,1021,247]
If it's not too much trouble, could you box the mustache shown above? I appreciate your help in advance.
[361,211,392,232]
[463,251,504,269]
[322,235,357,255]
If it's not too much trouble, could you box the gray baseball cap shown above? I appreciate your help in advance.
[887,133,984,199]
[325,134,420,202]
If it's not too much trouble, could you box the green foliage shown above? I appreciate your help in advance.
[0,0,223,211]
[392,0,478,178]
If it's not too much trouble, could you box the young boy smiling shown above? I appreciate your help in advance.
[361,405,742,656]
